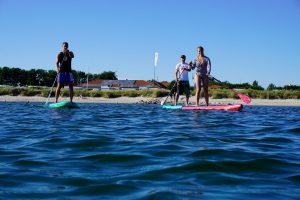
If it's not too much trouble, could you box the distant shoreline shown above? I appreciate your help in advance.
[0,95,300,106]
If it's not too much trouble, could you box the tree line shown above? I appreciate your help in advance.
[0,67,117,87]
[1,66,299,90]
[167,79,300,91]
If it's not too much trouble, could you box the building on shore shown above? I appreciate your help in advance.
[76,79,170,90]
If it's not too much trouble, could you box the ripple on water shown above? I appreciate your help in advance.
[0,103,300,199]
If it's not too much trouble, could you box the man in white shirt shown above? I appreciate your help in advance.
[175,55,191,105]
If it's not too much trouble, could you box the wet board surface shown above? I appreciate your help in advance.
[163,104,243,111]
[49,101,79,109]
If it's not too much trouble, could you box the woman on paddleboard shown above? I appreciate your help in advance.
[55,42,75,103]
[175,55,191,106]
[190,46,211,106]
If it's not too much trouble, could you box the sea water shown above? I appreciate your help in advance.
[0,102,299,199]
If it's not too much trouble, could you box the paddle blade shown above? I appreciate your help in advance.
[161,95,171,105]
[160,97,167,105]
[238,93,251,104]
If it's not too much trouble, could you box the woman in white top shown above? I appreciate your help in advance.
[191,46,211,106]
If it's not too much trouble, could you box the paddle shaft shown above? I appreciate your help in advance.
[161,79,177,105]
[210,76,239,95]
[210,75,251,104]
[45,73,58,104]
[46,57,65,104]
[161,68,185,105]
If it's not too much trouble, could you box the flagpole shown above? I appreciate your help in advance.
[154,52,158,88]
[153,64,155,88]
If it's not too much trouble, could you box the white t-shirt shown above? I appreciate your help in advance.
[175,62,190,81]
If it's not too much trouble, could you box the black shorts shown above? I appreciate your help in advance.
[177,81,190,96]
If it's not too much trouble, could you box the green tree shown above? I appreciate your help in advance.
[1,67,12,85]
[35,69,47,86]
[27,69,37,86]
[283,84,300,90]
[0,67,4,84]
[95,71,118,80]
[44,70,57,86]
[251,80,264,90]
[267,83,276,91]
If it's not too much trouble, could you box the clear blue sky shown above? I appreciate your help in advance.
[0,0,299,88]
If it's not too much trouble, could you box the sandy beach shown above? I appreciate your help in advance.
[0,95,300,106]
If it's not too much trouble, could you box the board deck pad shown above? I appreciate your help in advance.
[163,104,243,111]
[49,101,79,109]
[162,105,183,109]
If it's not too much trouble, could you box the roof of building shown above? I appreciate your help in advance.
[134,80,153,87]
[76,79,170,89]
[87,79,103,84]
[161,81,171,88]
[100,80,136,88]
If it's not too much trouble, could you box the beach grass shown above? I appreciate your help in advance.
[0,87,300,99]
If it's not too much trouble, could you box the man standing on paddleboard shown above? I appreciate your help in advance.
[190,46,211,106]
[55,42,75,103]
[175,55,191,106]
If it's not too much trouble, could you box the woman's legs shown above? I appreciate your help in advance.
[203,75,209,106]
[195,74,202,105]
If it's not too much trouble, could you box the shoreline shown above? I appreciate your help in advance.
[0,95,300,106]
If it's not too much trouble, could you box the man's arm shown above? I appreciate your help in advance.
[175,69,179,81]
[56,54,60,72]
[207,58,211,75]
[186,63,191,71]
[189,61,195,70]
[68,51,74,58]
[175,64,180,81]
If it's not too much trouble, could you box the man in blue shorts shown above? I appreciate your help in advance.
[55,42,75,103]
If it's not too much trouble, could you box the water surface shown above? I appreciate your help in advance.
[0,102,300,199]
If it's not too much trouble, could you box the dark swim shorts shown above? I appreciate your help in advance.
[58,72,74,84]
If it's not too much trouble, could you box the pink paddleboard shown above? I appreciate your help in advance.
[181,104,243,111]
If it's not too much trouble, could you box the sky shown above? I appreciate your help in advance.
[0,0,299,88]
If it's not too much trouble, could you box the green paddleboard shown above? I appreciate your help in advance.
[48,101,79,108]
[162,104,183,109]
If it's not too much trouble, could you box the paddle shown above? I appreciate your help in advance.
[160,80,177,105]
[46,53,66,105]
[160,69,185,105]
[210,75,251,104]
[45,73,58,105]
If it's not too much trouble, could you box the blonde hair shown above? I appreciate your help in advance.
[197,46,204,64]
